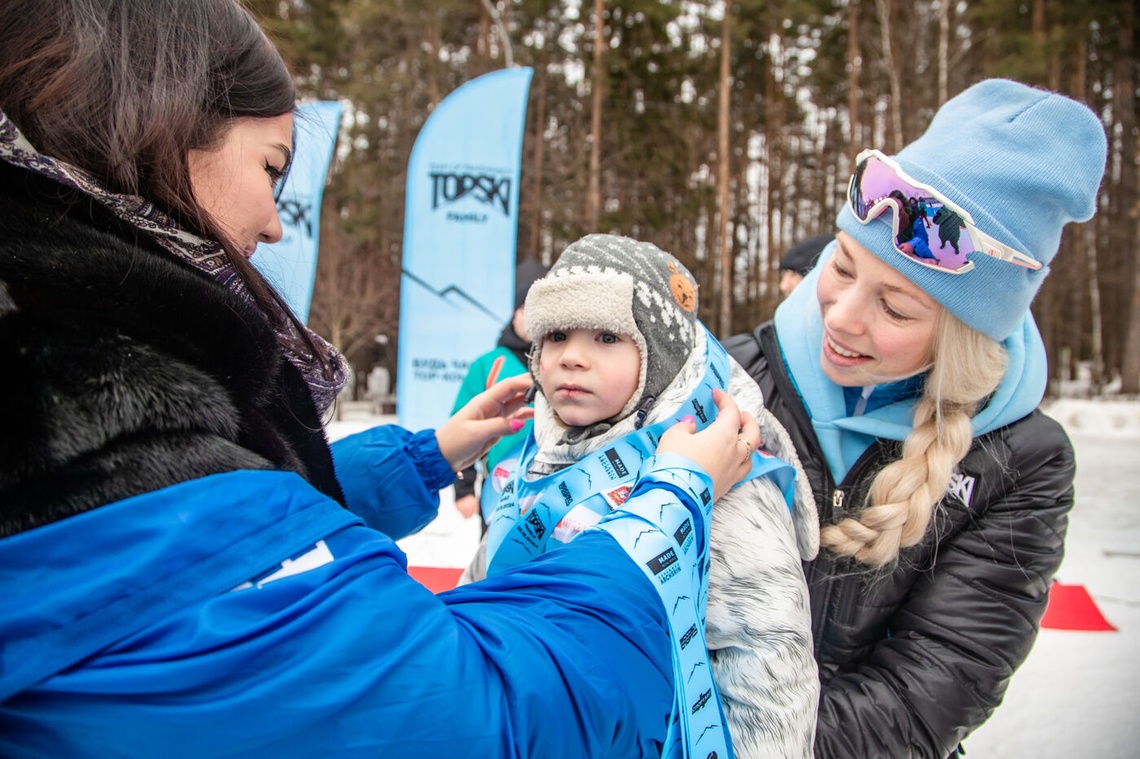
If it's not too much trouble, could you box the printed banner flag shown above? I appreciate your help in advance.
[255,100,343,323]
[397,67,533,431]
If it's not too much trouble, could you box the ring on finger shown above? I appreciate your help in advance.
[738,438,753,456]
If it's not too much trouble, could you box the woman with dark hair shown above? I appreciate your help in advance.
[0,2,760,755]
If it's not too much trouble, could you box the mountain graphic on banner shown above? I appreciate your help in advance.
[401,269,500,323]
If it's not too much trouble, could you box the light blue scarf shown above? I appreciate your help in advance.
[773,244,1048,485]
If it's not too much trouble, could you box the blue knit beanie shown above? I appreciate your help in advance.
[836,79,1107,341]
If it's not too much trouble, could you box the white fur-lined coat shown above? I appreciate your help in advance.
[462,329,820,758]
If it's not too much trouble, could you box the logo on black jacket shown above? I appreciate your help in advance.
[946,472,976,508]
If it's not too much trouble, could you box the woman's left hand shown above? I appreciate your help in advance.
[657,388,761,502]
[436,374,534,472]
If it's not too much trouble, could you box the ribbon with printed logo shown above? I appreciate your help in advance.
[596,470,732,759]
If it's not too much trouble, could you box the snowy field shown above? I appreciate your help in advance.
[327,396,1140,758]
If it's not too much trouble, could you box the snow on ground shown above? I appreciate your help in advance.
[964,397,1140,758]
[327,396,1140,758]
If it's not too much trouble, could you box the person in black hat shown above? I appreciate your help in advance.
[779,234,834,295]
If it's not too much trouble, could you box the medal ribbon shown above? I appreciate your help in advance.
[485,329,794,574]
[483,328,798,759]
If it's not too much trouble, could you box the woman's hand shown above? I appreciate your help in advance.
[657,389,761,502]
[436,374,534,473]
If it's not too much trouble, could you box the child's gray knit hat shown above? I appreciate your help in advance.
[525,234,699,420]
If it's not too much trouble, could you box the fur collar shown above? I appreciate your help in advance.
[0,171,342,537]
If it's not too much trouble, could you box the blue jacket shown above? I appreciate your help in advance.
[0,428,674,757]
[0,156,680,758]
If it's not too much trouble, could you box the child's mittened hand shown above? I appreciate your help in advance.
[658,388,761,502]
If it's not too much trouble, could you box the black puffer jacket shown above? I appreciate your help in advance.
[0,160,343,538]
[726,322,1074,759]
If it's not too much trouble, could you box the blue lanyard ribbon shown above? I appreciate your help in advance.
[485,329,795,573]
[483,327,797,759]
[598,471,730,759]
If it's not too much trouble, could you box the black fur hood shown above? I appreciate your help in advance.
[0,162,342,538]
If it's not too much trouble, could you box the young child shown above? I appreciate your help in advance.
[464,234,820,759]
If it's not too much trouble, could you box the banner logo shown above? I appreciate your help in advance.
[276,199,315,239]
[430,172,512,215]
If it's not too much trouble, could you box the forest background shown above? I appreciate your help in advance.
[246,0,1140,398]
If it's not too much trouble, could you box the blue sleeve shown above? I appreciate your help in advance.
[330,425,454,539]
[440,534,674,757]
[2,525,673,758]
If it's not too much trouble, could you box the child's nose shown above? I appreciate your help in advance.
[559,336,591,367]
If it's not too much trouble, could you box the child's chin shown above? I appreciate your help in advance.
[552,406,604,428]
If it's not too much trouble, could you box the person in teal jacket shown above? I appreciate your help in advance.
[450,259,547,519]
[0,2,761,757]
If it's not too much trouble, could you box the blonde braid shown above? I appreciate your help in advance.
[820,311,1008,566]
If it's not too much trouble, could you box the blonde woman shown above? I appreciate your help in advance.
[727,78,1107,759]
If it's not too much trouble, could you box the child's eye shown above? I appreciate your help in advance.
[598,332,619,344]
[546,331,567,343]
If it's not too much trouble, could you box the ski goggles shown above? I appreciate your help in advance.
[846,149,1042,274]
